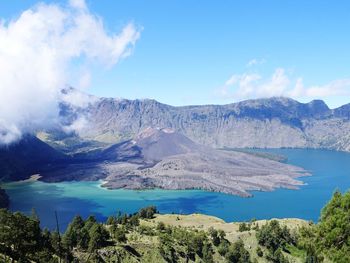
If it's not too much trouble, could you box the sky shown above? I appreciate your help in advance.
[0,0,350,109]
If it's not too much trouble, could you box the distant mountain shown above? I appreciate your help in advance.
[70,127,309,196]
[59,90,350,152]
[10,127,303,197]
[93,127,200,163]
[0,135,67,180]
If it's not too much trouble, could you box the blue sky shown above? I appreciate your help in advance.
[1,0,349,108]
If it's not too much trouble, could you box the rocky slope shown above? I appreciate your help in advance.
[40,127,306,197]
[59,90,350,151]
[0,135,68,180]
[12,127,305,197]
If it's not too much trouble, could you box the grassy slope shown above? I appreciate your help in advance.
[151,214,308,263]
[75,213,310,263]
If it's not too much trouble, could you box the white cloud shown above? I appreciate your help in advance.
[259,68,290,97]
[218,68,350,102]
[77,71,92,90]
[247,58,265,67]
[0,0,141,144]
[61,88,98,108]
[63,116,88,135]
[69,0,87,10]
[289,78,350,98]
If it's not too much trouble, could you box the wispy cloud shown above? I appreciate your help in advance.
[246,58,265,67]
[217,68,350,102]
[0,0,141,144]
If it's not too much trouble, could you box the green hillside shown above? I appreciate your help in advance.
[1,191,350,262]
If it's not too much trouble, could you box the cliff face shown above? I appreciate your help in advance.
[61,94,350,151]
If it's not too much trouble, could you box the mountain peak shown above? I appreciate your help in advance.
[133,127,199,161]
[135,127,175,141]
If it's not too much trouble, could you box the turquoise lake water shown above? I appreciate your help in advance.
[3,149,350,230]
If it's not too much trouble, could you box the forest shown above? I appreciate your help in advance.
[0,191,349,262]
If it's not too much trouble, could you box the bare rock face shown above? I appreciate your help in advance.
[34,127,308,197]
[133,127,201,161]
[58,90,350,152]
[95,128,308,197]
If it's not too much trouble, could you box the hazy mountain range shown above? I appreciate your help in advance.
[1,127,306,197]
[56,88,350,152]
[1,89,349,196]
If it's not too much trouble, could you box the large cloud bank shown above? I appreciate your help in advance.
[0,0,140,144]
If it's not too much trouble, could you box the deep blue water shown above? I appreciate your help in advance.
[3,149,350,230]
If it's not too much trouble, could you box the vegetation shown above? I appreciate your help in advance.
[299,190,350,263]
[238,222,251,232]
[0,187,9,208]
[0,191,350,262]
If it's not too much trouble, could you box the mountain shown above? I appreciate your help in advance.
[91,128,308,196]
[59,91,350,152]
[0,135,67,180]
[26,127,306,197]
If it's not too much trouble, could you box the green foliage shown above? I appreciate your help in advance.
[299,190,350,262]
[0,188,9,209]
[225,240,251,263]
[138,205,157,219]
[0,208,54,262]
[318,191,350,262]
[238,222,251,232]
[156,221,166,231]
[62,215,85,249]
[217,240,230,256]
[1,194,350,263]
[208,227,221,246]
[113,226,127,243]
[256,220,294,252]
[158,232,178,263]
[88,223,109,252]
[266,248,289,263]
[106,215,117,225]
[256,246,263,257]
[84,215,97,230]
[202,242,214,263]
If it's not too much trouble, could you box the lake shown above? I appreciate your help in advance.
[3,149,350,230]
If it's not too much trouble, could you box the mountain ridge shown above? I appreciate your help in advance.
[59,89,350,151]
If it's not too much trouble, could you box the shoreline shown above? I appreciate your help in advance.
[19,174,42,183]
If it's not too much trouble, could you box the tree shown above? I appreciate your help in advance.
[88,223,109,252]
[138,206,157,219]
[202,242,214,263]
[84,215,97,231]
[157,221,166,231]
[256,220,294,252]
[158,233,177,263]
[299,190,350,262]
[238,222,251,232]
[225,240,251,263]
[114,226,127,243]
[129,214,140,227]
[106,215,116,225]
[266,248,289,263]
[0,209,53,262]
[0,188,9,209]
[217,240,230,256]
[208,227,220,246]
[63,215,85,249]
[190,232,206,257]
